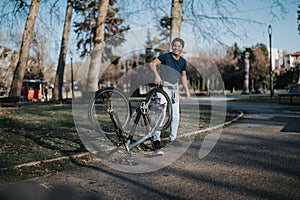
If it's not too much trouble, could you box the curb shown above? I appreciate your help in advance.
[177,110,244,138]
[0,152,99,171]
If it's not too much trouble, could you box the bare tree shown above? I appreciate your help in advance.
[170,0,183,44]
[85,0,109,92]
[31,22,46,78]
[0,46,19,91]
[52,0,73,101]
[9,0,41,97]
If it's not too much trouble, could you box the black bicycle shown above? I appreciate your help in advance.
[88,86,172,155]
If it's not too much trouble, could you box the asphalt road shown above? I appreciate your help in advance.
[1,101,299,200]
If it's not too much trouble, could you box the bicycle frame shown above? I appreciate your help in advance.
[109,98,165,152]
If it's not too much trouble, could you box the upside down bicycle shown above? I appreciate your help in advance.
[88,85,172,158]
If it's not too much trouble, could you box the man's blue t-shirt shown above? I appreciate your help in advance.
[158,52,187,84]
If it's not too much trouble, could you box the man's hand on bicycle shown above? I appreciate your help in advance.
[154,76,162,87]
[186,90,191,99]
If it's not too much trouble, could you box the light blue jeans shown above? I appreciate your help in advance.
[153,86,180,142]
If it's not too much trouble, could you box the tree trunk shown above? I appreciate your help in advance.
[170,0,183,49]
[9,0,41,97]
[53,0,73,101]
[85,0,109,92]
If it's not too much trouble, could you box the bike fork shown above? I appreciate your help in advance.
[108,109,127,144]
[125,108,143,152]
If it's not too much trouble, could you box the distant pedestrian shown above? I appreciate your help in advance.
[44,88,48,101]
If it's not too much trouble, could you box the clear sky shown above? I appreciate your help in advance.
[0,0,299,58]
[228,0,299,53]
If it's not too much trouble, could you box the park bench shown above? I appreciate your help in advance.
[278,84,300,104]
[0,96,21,107]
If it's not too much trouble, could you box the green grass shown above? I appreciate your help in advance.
[0,104,91,183]
[0,102,240,183]
[0,104,85,168]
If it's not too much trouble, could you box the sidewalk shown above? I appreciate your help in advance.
[1,101,299,199]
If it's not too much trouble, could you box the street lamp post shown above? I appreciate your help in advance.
[268,25,274,98]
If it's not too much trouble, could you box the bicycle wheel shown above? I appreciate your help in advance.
[88,87,131,135]
[145,87,172,131]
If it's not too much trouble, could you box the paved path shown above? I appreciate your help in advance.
[1,101,300,200]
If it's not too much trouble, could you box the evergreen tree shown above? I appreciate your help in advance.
[73,0,129,60]
[215,44,243,92]
[157,15,172,52]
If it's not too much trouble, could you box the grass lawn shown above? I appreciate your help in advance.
[0,104,92,183]
[0,102,240,183]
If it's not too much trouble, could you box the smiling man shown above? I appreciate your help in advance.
[150,37,191,150]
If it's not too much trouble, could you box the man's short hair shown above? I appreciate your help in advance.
[171,37,185,48]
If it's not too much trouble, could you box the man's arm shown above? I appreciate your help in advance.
[150,58,162,86]
[181,71,191,99]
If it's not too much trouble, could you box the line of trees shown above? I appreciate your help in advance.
[0,0,294,100]
[215,43,270,93]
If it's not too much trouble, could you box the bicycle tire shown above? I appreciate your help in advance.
[88,87,131,135]
[145,87,172,131]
